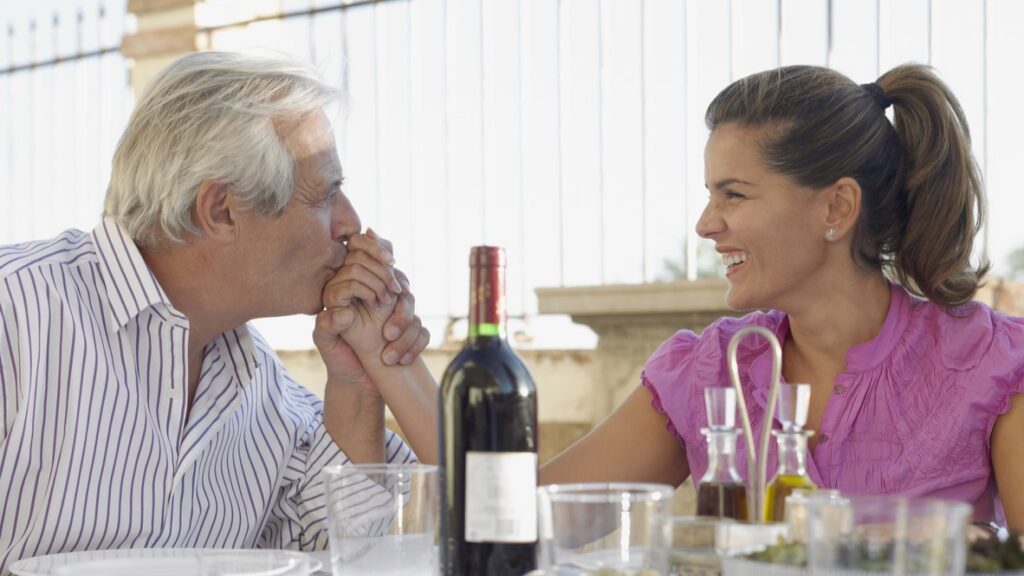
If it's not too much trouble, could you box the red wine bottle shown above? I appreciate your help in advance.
[439,246,539,576]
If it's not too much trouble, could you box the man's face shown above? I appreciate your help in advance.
[235,109,361,317]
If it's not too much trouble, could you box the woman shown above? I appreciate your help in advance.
[540,64,1024,529]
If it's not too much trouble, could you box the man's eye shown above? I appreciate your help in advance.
[316,190,337,208]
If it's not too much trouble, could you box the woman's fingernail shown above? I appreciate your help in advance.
[400,354,413,365]
[385,326,401,341]
[381,250,395,264]
[391,280,403,293]
[383,351,399,365]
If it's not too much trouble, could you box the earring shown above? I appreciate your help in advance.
[825,228,837,242]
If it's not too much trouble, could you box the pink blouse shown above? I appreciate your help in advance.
[642,283,1024,522]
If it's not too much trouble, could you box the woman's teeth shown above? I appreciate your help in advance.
[723,252,749,271]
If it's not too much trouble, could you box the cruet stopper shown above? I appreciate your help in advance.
[777,383,811,433]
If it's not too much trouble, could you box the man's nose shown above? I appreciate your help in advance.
[332,193,361,241]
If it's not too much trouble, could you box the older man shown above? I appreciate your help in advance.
[0,51,435,573]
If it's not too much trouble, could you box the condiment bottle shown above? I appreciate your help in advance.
[764,383,816,522]
[695,387,748,521]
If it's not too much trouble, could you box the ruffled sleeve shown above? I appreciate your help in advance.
[981,311,1024,438]
[641,330,701,447]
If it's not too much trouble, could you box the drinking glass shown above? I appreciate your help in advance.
[323,463,438,576]
[804,493,971,575]
[537,483,673,575]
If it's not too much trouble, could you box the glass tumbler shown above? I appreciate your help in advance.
[537,483,673,575]
[805,493,971,575]
[323,463,439,576]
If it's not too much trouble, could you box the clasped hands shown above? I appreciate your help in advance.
[312,228,429,393]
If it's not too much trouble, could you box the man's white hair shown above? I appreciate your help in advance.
[104,50,341,246]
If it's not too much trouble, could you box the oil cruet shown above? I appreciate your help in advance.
[763,383,817,522]
[695,387,748,520]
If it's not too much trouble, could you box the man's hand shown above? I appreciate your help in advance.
[314,229,429,385]
[313,306,373,390]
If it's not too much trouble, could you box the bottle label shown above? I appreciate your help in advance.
[464,451,538,543]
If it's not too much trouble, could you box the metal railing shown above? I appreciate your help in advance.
[0,1,132,247]
[2,0,1021,348]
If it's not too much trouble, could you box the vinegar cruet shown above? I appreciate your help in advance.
[695,387,748,520]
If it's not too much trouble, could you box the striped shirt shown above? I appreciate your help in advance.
[0,218,414,574]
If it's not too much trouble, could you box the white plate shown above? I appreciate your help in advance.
[10,548,325,576]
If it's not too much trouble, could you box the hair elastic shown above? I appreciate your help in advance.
[860,82,892,110]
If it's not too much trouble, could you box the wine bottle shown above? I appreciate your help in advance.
[439,246,539,576]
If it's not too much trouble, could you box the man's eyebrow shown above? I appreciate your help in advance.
[320,170,343,188]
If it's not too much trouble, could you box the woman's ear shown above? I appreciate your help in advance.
[823,176,862,241]
[193,179,238,244]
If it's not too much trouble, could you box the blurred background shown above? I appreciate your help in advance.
[2,1,1023,494]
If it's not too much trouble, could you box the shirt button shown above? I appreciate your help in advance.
[819,434,829,444]
[167,388,179,399]
[834,385,845,395]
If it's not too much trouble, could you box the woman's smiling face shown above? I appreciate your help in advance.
[697,123,831,312]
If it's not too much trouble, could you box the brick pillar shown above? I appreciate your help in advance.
[121,0,198,100]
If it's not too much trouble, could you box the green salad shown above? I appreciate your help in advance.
[967,532,1024,572]
[744,532,1024,573]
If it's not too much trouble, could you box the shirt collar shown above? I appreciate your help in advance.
[843,282,911,372]
[91,217,185,332]
[748,282,911,406]
[90,218,261,377]
[213,324,261,388]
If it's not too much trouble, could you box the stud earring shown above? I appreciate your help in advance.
[825,228,837,242]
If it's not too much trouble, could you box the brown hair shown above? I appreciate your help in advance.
[705,64,988,308]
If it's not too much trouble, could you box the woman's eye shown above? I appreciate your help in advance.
[725,190,745,200]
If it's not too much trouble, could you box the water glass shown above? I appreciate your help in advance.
[783,488,840,544]
[537,483,673,575]
[323,463,438,576]
[804,493,971,575]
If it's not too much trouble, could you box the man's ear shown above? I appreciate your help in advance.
[823,176,862,240]
[194,179,238,244]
